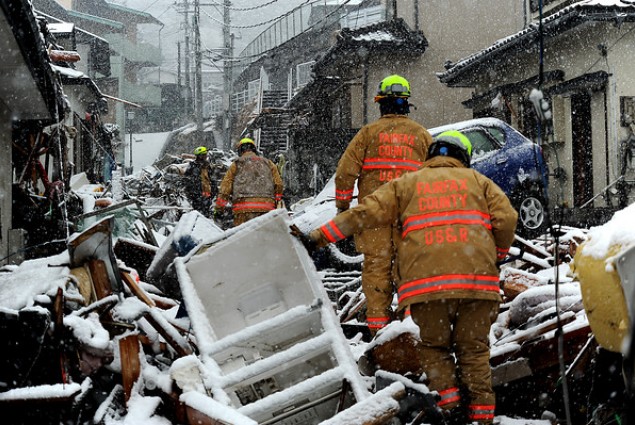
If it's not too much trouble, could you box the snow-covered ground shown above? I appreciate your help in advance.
[3,186,635,424]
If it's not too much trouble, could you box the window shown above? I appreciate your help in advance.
[486,127,505,146]
[296,61,315,88]
[248,79,260,100]
[463,129,499,160]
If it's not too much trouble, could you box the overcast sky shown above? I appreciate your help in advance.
[111,0,307,75]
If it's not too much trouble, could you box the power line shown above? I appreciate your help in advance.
[142,0,164,13]
[200,4,308,29]
[201,0,283,11]
[221,0,354,60]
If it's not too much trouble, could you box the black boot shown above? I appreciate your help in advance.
[441,406,468,425]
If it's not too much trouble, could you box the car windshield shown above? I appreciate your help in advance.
[463,128,500,160]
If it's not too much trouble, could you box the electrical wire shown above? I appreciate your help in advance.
[142,0,164,13]
[0,239,67,263]
[553,209,573,425]
[581,22,635,76]
[54,100,71,241]
[536,3,573,420]
[200,0,283,12]
[210,0,353,60]
[200,3,309,29]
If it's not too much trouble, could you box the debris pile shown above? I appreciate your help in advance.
[1,189,633,424]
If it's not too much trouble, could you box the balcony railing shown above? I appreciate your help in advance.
[106,33,161,66]
[236,1,385,72]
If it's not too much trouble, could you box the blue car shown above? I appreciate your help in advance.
[429,117,550,236]
[291,117,551,267]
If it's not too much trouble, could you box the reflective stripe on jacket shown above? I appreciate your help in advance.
[216,151,283,213]
[311,156,517,309]
[334,114,433,210]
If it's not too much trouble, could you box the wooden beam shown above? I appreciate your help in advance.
[122,271,156,307]
[88,259,112,300]
[119,335,141,403]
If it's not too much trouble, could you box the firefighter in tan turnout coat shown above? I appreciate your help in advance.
[306,131,517,424]
[335,74,432,334]
[215,138,283,227]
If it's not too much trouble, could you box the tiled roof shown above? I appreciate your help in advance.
[313,18,427,75]
[438,0,635,84]
[66,9,124,29]
[105,1,162,25]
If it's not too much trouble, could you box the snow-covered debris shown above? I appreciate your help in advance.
[581,202,635,260]
[3,175,634,424]
[175,210,370,424]
[0,251,71,311]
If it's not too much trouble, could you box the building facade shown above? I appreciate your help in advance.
[230,0,526,202]
[438,0,635,211]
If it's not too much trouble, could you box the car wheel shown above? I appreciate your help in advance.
[516,193,549,238]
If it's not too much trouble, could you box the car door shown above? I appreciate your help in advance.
[462,126,514,194]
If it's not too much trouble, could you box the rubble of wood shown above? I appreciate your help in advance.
[0,211,412,425]
[330,226,617,423]
[0,198,626,425]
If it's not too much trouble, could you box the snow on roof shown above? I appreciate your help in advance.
[351,30,395,42]
[48,22,75,33]
[438,0,635,82]
[428,117,508,135]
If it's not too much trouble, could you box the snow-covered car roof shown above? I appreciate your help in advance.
[428,117,509,135]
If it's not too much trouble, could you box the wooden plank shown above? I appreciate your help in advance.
[142,311,193,357]
[77,199,136,220]
[491,325,592,377]
[88,259,112,300]
[138,334,168,353]
[525,325,592,372]
[70,266,95,305]
[492,311,576,347]
[492,357,533,387]
[148,293,179,310]
[113,238,157,282]
[122,271,156,307]
[119,334,141,403]
[53,288,68,384]
[185,406,232,425]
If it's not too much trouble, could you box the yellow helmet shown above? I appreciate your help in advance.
[377,75,411,98]
[193,146,208,156]
[430,130,472,166]
[238,137,256,147]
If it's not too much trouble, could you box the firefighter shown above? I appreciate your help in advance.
[334,74,433,334]
[184,146,218,218]
[297,130,517,424]
[214,137,283,226]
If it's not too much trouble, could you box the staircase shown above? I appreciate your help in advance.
[257,90,291,156]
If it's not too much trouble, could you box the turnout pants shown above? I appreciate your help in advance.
[233,211,266,227]
[410,299,500,424]
[354,226,398,333]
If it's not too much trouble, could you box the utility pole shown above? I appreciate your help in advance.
[177,41,181,88]
[194,0,204,132]
[222,0,232,151]
[183,0,192,120]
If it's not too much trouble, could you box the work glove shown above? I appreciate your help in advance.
[289,224,318,254]
[337,206,349,214]
[213,207,228,222]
